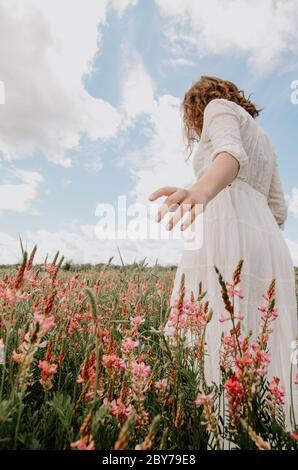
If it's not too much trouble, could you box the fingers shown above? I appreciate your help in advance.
[166,198,193,230]
[156,188,189,223]
[148,187,179,201]
[181,203,203,230]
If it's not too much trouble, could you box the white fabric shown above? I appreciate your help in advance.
[169,98,298,429]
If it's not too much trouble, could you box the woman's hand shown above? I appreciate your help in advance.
[148,186,209,231]
[148,151,240,231]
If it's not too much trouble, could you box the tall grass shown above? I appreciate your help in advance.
[0,252,297,450]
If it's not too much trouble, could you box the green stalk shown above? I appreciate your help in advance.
[290,361,297,429]
[13,392,24,449]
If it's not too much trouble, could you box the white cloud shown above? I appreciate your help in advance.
[155,0,298,73]
[285,238,298,266]
[118,47,194,204]
[1,226,297,267]
[0,226,183,266]
[0,0,134,167]
[165,58,196,67]
[118,93,195,204]
[119,46,157,125]
[0,232,22,263]
[287,187,298,218]
[0,167,43,213]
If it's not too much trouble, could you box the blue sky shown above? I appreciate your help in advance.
[0,0,298,265]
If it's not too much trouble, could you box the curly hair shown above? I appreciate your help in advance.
[182,75,263,158]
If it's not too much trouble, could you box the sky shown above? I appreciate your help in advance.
[0,0,298,266]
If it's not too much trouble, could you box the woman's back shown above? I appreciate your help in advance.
[193,98,287,229]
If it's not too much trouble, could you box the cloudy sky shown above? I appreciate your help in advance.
[0,0,298,266]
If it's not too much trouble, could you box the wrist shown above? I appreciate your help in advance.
[190,181,212,206]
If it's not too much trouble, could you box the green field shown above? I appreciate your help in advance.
[0,256,297,450]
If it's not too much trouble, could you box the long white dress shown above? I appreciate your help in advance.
[169,98,298,429]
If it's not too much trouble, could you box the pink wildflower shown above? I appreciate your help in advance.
[226,283,244,299]
[224,373,245,398]
[268,376,285,405]
[70,437,95,450]
[33,312,56,335]
[131,361,151,378]
[131,315,145,327]
[121,338,139,353]
[155,378,168,393]
[102,354,125,370]
[38,360,57,377]
[235,351,252,369]
[194,392,214,407]
[111,399,132,419]
[258,302,267,313]
[38,360,57,390]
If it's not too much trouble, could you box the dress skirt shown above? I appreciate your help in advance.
[169,178,298,429]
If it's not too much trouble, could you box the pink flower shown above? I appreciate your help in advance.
[38,360,57,391]
[155,378,168,393]
[271,307,278,318]
[258,302,267,313]
[295,373,298,385]
[226,283,244,299]
[131,315,145,327]
[33,312,56,335]
[194,392,214,407]
[38,360,58,377]
[235,351,252,369]
[111,399,132,418]
[183,301,192,311]
[268,376,285,405]
[290,432,298,441]
[121,338,139,353]
[131,361,151,378]
[70,437,95,450]
[102,354,125,370]
[255,350,271,366]
[224,373,245,398]
[12,351,22,364]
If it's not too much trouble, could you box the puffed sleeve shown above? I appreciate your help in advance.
[267,153,287,230]
[203,98,248,180]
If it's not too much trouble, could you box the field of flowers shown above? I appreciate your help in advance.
[0,247,297,451]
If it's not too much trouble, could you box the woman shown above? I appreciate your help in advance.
[148,76,297,429]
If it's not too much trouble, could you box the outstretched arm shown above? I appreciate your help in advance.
[148,151,239,230]
[149,99,245,230]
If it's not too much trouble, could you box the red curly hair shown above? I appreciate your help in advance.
[182,75,263,158]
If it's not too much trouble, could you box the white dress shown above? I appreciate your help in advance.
[169,98,298,429]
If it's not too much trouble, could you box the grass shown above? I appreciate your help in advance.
[0,256,297,450]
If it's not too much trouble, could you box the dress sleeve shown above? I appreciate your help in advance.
[267,154,287,230]
[203,99,248,180]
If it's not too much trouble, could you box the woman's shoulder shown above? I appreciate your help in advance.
[202,99,242,137]
[204,98,252,119]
